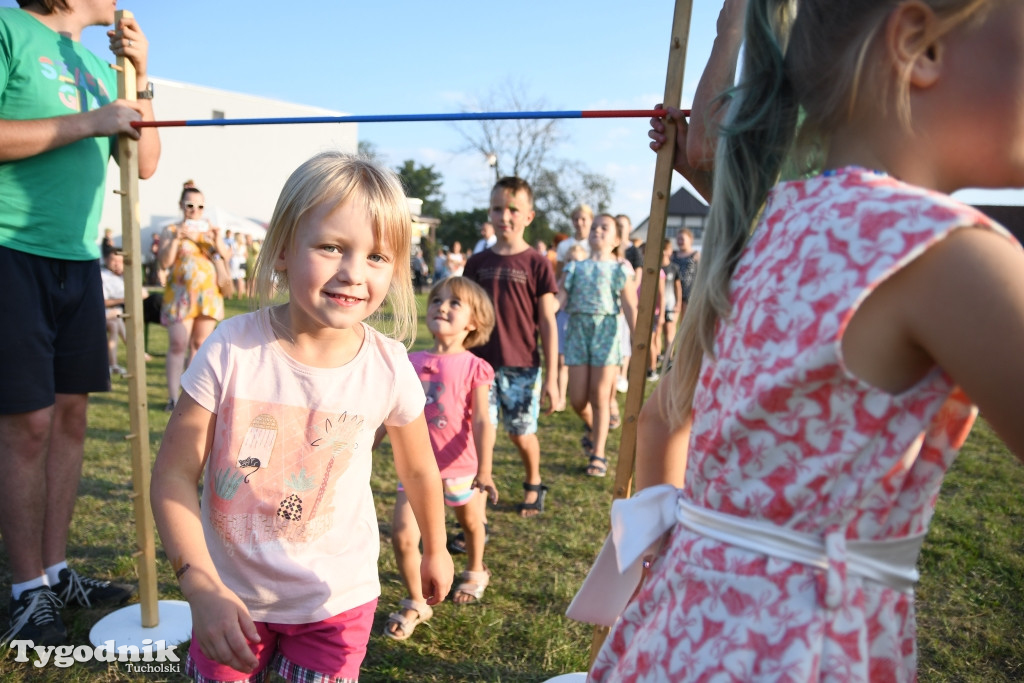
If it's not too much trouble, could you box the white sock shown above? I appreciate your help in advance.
[11,575,48,600]
[44,561,68,586]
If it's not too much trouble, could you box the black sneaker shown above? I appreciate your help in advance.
[51,568,136,609]
[2,586,66,646]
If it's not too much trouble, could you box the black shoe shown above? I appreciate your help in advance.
[448,524,490,555]
[52,568,136,609]
[2,586,66,646]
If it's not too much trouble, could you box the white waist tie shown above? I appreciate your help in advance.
[566,484,925,627]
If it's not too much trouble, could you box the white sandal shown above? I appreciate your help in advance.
[452,568,490,604]
[382,598,433,640]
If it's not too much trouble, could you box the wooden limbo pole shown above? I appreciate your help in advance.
[89,9,192,650]
[589,0,694,663]
[113,9,159,628]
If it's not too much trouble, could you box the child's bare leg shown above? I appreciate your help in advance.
[452,493,490,604]
[567,365,593,431]
[649,324,662,374]
[387,491,426,635]
[455,494,487,573]
[557,356,569,411]
[508,432,542,517]
[590,366,619,457]
[609,378,619,418]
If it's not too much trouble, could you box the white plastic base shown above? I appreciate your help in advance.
[543,674,589,682]
[88,600,192,654]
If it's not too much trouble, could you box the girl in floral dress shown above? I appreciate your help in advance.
[588,0,1024,680]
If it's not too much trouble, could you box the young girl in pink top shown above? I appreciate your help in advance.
[588,0,1024,680]
[151,152,453,683]
[385,276,498,640]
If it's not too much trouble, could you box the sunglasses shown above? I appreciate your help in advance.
[185,203,204,210]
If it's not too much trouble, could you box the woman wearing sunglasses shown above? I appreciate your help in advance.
[158,181,231,411]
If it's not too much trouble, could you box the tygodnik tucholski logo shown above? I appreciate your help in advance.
[8,638,181,673]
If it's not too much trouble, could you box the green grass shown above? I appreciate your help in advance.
[2,294,1023,681]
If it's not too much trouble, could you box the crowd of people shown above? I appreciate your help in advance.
[4,0,1024,682]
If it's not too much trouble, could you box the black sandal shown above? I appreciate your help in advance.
[448,524,490,555]
[517,482,549,516]
[581,428,595,455]
[586,455,608,477]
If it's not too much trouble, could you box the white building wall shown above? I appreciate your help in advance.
[99,77,358,244]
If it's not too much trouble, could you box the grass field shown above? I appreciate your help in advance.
[1,294,1022,681]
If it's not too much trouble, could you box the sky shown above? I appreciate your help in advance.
[5,0,1021,223]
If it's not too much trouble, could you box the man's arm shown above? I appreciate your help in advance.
[0,14,159,177]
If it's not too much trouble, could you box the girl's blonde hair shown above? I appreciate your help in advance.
[572,203,594,220]
[427,276,495,350]
[252,151,417,346]
[667,0,992,426]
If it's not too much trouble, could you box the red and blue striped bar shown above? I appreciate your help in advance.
[132,108,686,128]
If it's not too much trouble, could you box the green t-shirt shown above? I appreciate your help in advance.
[0,8,115,261]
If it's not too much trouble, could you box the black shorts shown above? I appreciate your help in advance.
[0,245,109,414]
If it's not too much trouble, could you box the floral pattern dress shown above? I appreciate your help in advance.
[160,229,224,325]
[590,168,1017,682]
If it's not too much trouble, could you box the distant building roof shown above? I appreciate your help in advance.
[631,186,709,242]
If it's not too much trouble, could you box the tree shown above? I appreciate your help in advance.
[453,80,564,182]
[395,159,445,218]
[358,139,382,162]
[438,208,489,254]
[453,81,613,239]
[532,161,614,235]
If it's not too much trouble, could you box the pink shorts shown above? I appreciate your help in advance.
[185,598,376,683]
[398,474,477,507]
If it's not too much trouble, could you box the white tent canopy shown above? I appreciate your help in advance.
[203,205,267,241]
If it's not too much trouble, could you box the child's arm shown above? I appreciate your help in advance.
[672,273,684,321]
[649,1,746,201]
[620,274,639,341]
[470,384,498,504]
[555,272,568,312]
[537,291,560,414]
[844,228,1024,458]
[151,393,260,674]
[687,0,747,170]
[387,414,454,604]
[654,272,665,330]
[636,379,692,490]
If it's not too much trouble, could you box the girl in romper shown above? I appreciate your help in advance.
[560,214,638,478]
[385,276,498,640]
[589,0,1024,680]
[152,152,454,683]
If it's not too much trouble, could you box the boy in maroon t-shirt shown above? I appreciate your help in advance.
[463,177,558,517]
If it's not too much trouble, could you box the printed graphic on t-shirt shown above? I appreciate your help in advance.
[423,381,448,429]
[208,398,368,550]
[37,55,110,112]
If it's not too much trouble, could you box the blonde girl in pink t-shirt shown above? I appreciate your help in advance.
[588,0,1024,680]
[152,152,453,683]
[385,276,498,640]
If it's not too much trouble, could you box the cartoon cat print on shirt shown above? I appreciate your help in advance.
[423,380,448,429]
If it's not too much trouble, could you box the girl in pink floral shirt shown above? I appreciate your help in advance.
[587,1,1024,681]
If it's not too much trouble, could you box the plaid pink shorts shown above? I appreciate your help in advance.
[185,598,376,682]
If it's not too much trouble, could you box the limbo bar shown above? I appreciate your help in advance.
[132,108,687,129]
